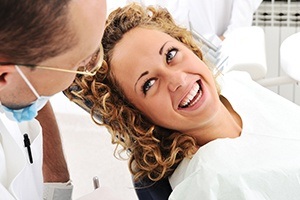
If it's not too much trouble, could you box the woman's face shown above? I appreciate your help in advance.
[111,27,222,135]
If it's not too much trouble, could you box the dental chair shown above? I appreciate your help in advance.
[65,18,300,200]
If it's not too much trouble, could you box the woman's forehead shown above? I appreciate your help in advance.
[112,28,176,59]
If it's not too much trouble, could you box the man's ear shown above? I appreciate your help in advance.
[0,65,16,90]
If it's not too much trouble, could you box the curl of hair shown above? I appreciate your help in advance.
[65,3,201,183]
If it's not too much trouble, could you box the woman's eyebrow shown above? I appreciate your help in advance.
[134,41,170,92]
[135,71,149,92]
[159,41,169,55]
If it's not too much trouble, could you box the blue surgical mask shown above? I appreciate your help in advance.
[0,65,52,122]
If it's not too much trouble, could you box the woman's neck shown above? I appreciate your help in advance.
[194,95,242,146]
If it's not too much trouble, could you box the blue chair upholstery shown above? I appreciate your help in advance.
[134,177,172,200]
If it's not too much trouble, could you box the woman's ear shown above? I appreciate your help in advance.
[0,65,16,91]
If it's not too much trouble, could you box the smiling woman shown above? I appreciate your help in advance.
[66,3,202,183]
[65,3,300,200]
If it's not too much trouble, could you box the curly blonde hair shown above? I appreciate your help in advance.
[65,3,207,183]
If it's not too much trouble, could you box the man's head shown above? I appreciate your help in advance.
[0,0,75,64]
[0,0,106,109]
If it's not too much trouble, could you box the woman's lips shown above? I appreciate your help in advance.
[178,80,202,109]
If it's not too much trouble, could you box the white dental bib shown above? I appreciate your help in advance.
[169,71,300,200]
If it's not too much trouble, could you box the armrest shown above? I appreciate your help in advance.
[221,26,268,80]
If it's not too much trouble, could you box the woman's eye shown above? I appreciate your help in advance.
[166,48,178,63]
[142,78,156,95]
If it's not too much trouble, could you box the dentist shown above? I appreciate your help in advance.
[0,0,106,199]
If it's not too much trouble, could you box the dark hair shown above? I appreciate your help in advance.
[0,0,76,64]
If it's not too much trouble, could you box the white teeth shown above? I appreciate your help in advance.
[179,82,200,107]
[189,90,202,107]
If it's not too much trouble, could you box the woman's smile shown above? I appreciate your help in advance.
[178,79,203,109]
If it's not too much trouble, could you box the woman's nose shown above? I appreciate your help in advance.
[167,70,186,92]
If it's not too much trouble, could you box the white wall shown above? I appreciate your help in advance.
[107,0,126,14]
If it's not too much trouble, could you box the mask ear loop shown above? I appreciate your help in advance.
[15,65,40,99]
